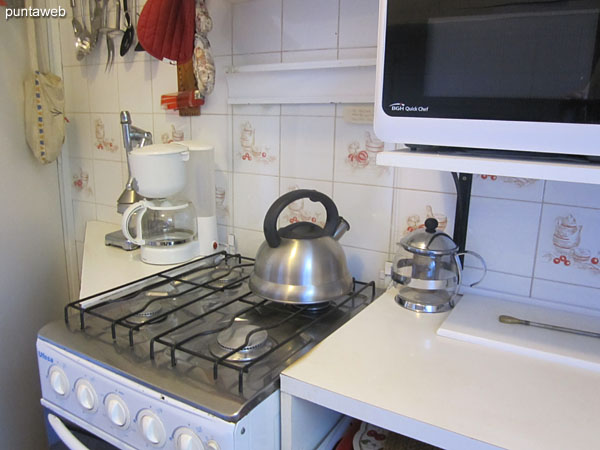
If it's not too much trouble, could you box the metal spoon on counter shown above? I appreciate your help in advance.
[499,315,600,339]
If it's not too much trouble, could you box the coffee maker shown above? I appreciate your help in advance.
[120,141,218,265]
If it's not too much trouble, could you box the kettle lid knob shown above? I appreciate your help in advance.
[425,218,438,233]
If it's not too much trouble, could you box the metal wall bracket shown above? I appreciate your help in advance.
[452,172,473,261]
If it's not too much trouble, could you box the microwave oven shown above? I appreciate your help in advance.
[374,0,600,158]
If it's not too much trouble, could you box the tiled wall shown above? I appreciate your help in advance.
[59,0,600,311]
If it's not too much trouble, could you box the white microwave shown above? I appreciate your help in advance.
[374,0,600,158]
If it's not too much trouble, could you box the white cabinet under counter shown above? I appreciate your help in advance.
[280,288,600,450]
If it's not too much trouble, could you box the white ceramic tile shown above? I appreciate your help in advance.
[233,173,279,231]
[339,0,379,49]
[472,175,545,202]
[232,227,265,258]
[233,104,281,116]
[280,116,335,181]
[461,268,532,297]
[73,200,96,242]
[338,47,377,59]
[282,0,338,51]
[65,113,93,159]
[544,181,600,209]
[468,197,542,277]
[336,103,373,117]
[342,246,389,288]
[333,183,393,253]
[118,61,153,114]
[93,160,123,206]
[215,170,233,226]
[233,116,280,176]
[70,157,95,201]
[282,49,338,62]
[334,119,394,187]
[191,114,233,172]
[206,0,233,57]
[153,114,191,146]
[150,60,178,113]
[87,65,119,113]
[91,114,123,161]
[63,65,90,113]
[96,204,122,225]
[202,56,232,115]
[395,168,456,194]
[279,178,333,229]
[281,104,336,116]
[233,52,281,66]
[531,279,600,312]
[392,189,456,251]
[233,0,282,54]
[535,204,600,289]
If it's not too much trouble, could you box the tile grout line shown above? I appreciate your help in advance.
[528,182,548,298]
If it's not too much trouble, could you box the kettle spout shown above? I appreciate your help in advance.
[332,217,350,241]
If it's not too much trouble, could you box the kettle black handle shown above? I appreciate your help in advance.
[264,189,340,248]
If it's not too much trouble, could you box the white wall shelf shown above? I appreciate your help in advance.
[225,59,376,105]
[376,149,600,184]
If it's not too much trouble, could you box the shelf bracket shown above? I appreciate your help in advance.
[452,172,473,262]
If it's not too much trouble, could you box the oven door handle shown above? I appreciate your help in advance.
[47,413,90,450]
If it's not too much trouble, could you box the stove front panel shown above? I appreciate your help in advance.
[37,339,280,450]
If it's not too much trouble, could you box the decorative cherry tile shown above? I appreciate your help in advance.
[535,204,600,289]
[472,174,544,202]
[233,116,279,176]
[70,157,95,201]
[92,114,122,161]
[153,114,191,145]
[334,119,394,187]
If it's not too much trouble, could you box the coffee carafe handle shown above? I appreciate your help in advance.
[456,251,487,287]
[122,201,147,245]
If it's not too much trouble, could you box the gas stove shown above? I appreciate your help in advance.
[37,252,374,449]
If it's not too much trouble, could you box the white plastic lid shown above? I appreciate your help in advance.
[130,143,188,156]
[177,140,214,152]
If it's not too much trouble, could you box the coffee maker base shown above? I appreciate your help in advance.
[140,241,201,265]
[395,293,457,313]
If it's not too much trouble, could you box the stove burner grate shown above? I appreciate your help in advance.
[209,323,275,362]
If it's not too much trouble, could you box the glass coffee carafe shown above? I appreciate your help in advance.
[392,218,487,313]
[122,197,199,265]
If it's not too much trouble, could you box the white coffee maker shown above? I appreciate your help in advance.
[121,141,218,265]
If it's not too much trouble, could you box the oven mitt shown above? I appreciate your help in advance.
[24,70,65,164]
[137,0,196,64]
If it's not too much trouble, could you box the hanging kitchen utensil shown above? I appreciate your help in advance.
[193,0,215,96]
[120,0,134,56]
[250,190,353,304]
[136,0,195,64]
[392,218,487,313]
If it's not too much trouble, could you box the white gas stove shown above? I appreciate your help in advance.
[37,252,374,449]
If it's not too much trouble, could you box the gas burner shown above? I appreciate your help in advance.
[208,266,244,289]
[294,302,332,313]
[210,322,275,362]
[125,302,165,325]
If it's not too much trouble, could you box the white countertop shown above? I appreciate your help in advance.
[80,221,176,298]
[281,289,600,450]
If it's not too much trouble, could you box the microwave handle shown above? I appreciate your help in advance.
[47,414,90,450]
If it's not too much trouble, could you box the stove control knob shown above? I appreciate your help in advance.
[105,394,130,428]
[174,428,205,450]
[75,379,97,411]
[49,366,69,396]
[139,410,166,446]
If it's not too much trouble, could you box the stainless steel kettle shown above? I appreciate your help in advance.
[249,190,353,304]
[392,218,487,313]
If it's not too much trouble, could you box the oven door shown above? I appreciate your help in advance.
[43,406,126,450]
